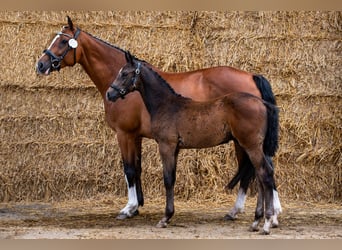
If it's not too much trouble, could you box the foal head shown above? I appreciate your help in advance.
[36,16,82,75]
[106,51,141,102]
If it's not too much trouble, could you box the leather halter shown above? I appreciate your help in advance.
[43,28,81,71]
[110,62,141,99]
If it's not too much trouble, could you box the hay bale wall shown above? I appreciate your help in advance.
[0,11,341,203]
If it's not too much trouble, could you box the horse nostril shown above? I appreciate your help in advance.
[37,61,44,72]
[106,91,111,101]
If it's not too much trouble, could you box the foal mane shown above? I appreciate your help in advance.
[142,63,190,100]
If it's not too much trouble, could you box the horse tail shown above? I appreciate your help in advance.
[263,101,279,157]
[253,74,277,105]
[253,74,279,156]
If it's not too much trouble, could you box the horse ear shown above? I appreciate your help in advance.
[67,16,74,31]
[125,51,133,64]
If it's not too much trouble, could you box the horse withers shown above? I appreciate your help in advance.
[106,51,279,234]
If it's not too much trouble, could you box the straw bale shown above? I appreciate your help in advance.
[0,11,341,203]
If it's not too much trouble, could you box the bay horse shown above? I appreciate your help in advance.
[106,51,279,234]
[35,16,281,225]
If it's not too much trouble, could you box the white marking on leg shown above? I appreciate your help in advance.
[250,220,260,232]
[120,175,138,217]
[271,190,282,227]
[273,190,282,214]
[262,218,272,235]
[227,188,246,219]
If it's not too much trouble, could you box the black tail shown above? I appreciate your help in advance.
[263,101,279,157]
[253,74,277,105]
[253,74,279,156]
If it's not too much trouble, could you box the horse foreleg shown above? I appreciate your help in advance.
[156,143,178,228]
[116,134,143,219]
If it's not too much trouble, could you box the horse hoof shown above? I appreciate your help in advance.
[248,226,259,232]
[260,230,270,235]
[224,214,236,221]
[272,221,279,228]
[156,220,168,228]
[116,210,139,220]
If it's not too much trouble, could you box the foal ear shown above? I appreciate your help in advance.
[67,16,74,31]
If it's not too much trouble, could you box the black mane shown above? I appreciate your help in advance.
[83,30,149,64]
[141,62,190,101]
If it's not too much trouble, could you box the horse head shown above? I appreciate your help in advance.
[106,51,141,102]
[36,16,82,75]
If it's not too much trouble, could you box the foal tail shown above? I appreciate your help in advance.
[253,74,279,156]
[263,101,279,157]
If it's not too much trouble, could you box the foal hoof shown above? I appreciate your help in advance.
[116,210,139,220]
[224,214,236,221]
[260,230,270,235]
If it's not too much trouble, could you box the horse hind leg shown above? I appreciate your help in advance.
[249,178,264,232]
[225,143,255,220]
[265,156,282,228]
[246,148,275,235]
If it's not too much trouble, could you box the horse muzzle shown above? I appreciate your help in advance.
[106,88,121,102]
[36,60,52,75]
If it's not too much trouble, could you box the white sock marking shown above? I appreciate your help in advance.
[120,175,138,216]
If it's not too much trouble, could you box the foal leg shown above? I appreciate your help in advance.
[249,178,264,232]
[116,134,144,219]
[156,143,178,228]
[246,149,274,235]
[225,143,255,220]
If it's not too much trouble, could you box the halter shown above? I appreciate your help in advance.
[110,62,141,99]
[43,28,81,71]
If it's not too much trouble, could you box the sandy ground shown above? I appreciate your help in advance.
[0,197,341,239]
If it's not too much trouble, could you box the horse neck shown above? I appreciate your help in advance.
[78,32,126,98]
[138,66,185,116]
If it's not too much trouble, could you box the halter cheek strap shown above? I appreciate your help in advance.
[43,28,81,71]
[131,62,141,90]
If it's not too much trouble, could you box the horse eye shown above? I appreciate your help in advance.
[61,39,68,46]
[121,72,128,77]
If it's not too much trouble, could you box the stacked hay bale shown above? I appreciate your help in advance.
[0,11,340,202]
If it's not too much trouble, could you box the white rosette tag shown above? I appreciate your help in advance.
[68,38,78,49]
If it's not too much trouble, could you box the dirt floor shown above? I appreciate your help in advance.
[0,196,341,239]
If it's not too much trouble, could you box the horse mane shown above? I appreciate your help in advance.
[82,30,151,64]
[82,30,127,53]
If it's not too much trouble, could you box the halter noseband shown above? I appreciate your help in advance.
[43,28,81,71]
[110,62,141,99]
